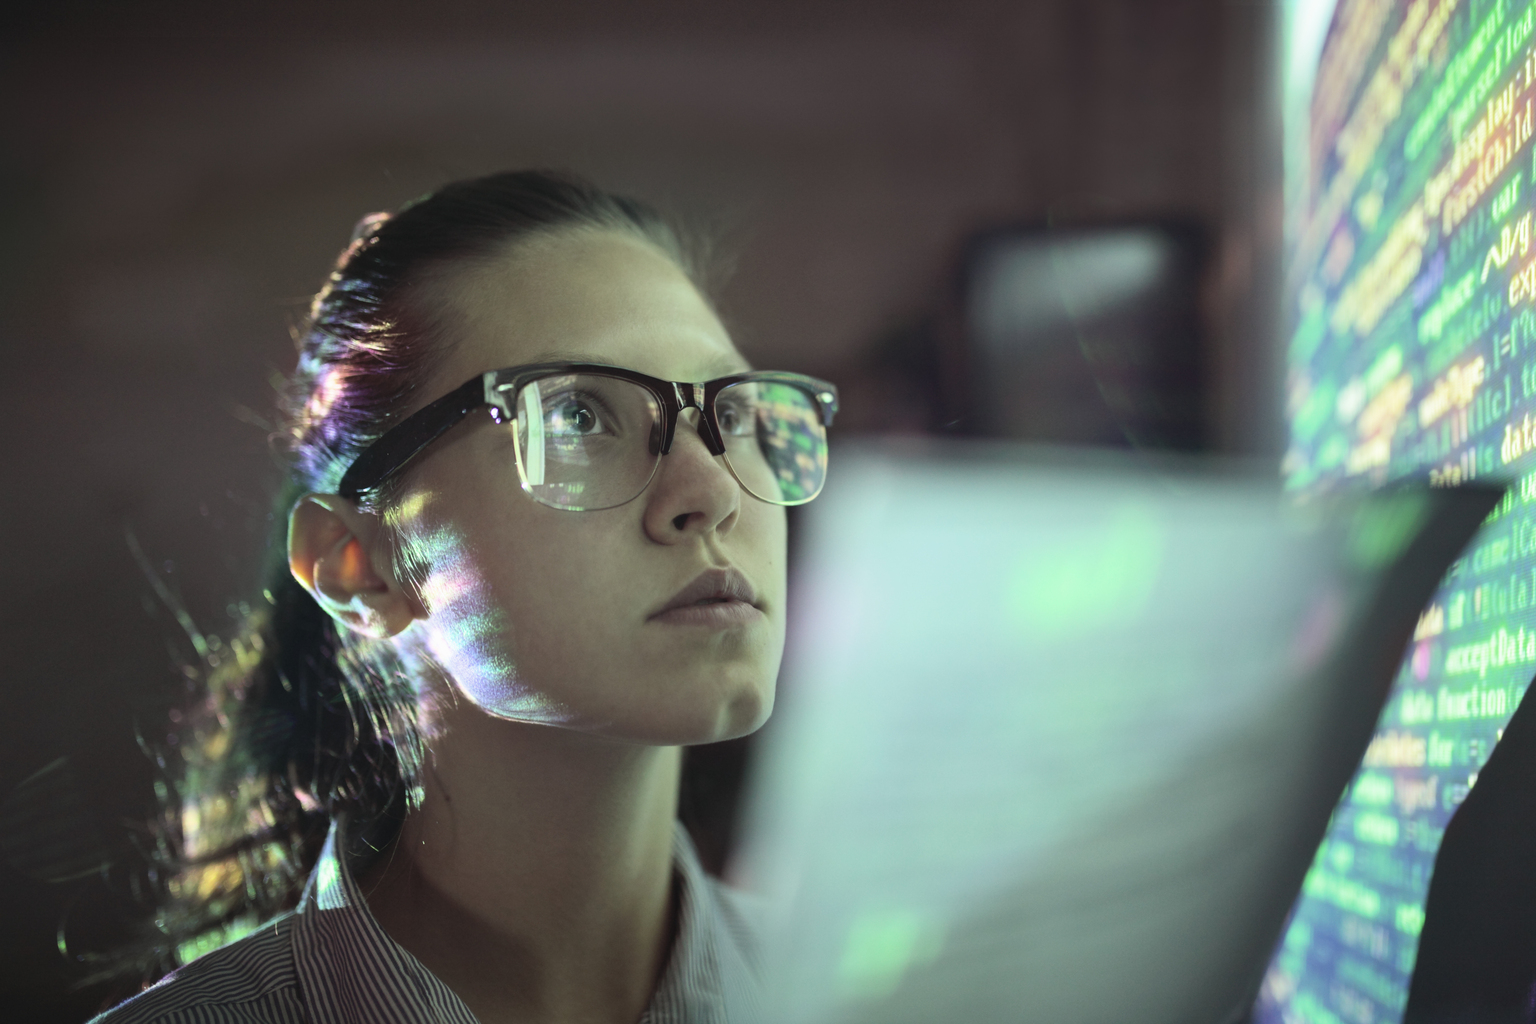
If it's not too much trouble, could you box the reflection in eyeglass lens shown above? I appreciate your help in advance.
[517,375,664,510]
[719,382,827,504]
[512,375,826,509]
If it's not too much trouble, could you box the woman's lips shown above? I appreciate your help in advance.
[649,567,762,627]
[649,600,763,627]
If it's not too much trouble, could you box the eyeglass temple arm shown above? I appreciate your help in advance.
[336,377,487,501]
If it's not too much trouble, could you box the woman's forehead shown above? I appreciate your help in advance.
[521,348,751,380]
[431,229,743,383]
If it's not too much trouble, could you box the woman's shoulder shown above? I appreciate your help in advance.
[87,913,301,1024]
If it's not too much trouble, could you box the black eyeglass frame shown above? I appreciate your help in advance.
[336,362,840,506]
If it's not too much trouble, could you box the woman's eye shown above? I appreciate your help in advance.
[547,397,602,435]
[717,401,754,435]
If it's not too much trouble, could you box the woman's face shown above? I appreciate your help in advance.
[388,229,786,745]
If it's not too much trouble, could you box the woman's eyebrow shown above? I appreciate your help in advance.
[524,349,596,364]
[523,351,753,379]
[700,356,754,378]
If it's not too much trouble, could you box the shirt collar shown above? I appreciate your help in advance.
[288,816,751,1024]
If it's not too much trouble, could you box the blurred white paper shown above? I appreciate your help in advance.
[734,441,1498,1024]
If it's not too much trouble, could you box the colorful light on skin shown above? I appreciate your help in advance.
[386,490,570,724]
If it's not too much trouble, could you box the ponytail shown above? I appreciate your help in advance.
[147,479,423,970]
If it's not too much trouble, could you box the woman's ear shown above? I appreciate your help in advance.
[288,494,421,638]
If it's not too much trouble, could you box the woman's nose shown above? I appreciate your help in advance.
[642,408,741,542]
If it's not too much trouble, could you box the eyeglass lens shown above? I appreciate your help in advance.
[715,380,828,505]
[512,374,828,511]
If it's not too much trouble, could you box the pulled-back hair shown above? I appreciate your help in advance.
[123,170,701,978]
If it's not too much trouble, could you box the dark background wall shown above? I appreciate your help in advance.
[0,1,1279,1018]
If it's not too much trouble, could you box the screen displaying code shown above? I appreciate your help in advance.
[1259,2,1536,1022]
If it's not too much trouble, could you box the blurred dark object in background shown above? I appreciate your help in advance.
[1402,670,1536,1024]
[944,220,1209,449]
[824,313,949,435]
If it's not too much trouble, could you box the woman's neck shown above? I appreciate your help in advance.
[357,704,683,1024]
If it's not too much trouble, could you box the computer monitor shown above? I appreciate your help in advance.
[1257,2,1536,1021]
[949,221,1208,451]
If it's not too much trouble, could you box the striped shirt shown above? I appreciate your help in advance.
[90,820,766,1023]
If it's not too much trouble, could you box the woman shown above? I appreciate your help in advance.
[93,170,838,1024]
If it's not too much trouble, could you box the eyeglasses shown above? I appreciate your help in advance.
[337,362,840,511]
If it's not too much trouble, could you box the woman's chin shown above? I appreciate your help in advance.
[597,680,776,746]
[449,657,778,745]
[692,684,774,744]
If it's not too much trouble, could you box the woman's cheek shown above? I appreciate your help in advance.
[400,520,549,722]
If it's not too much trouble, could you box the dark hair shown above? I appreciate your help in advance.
[125,170,703,977]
